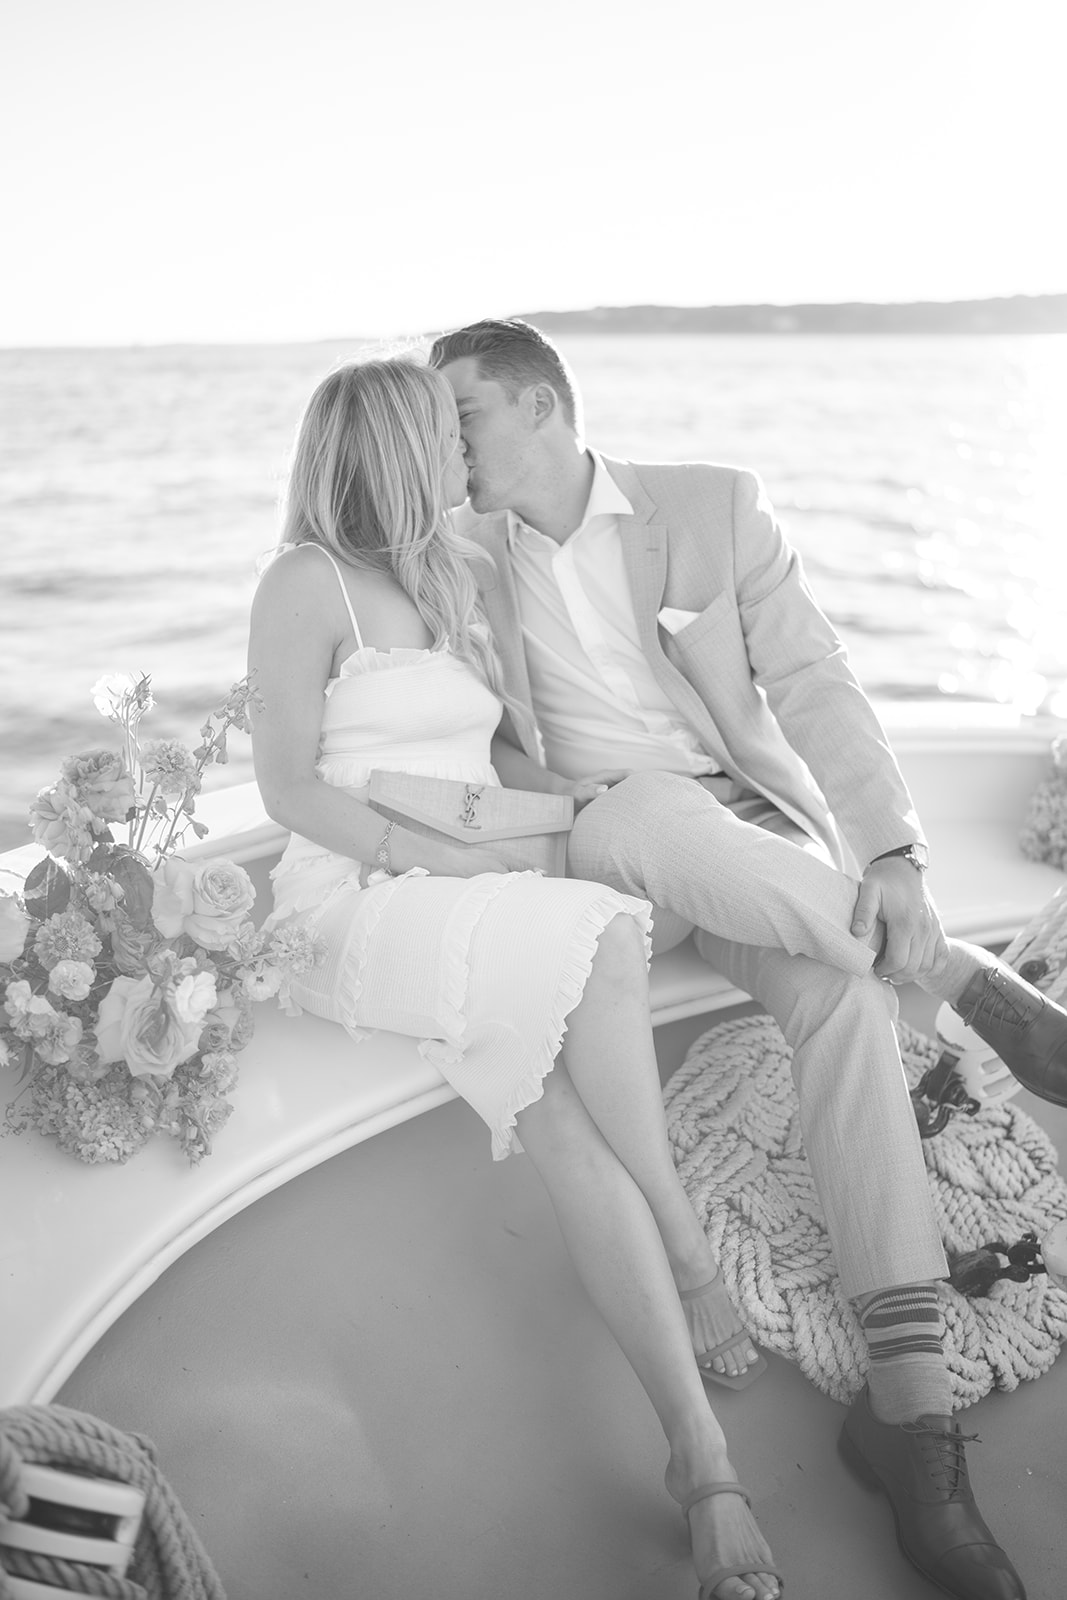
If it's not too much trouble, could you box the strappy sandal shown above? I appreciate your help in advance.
[681,1481,784,1600]
[679,1276,767,1391]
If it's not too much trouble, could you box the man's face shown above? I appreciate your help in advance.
[442,406,470,510]
[439,357,536,515]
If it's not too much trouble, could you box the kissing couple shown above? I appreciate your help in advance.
[248,318,1066,1599]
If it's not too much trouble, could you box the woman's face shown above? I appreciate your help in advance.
[442,409,470,509]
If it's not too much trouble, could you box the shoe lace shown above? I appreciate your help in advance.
[963,968,1035,1033]
[905,1422,980,1494]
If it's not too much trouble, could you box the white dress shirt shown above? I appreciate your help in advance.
[508,452,719,781]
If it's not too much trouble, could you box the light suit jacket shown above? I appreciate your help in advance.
[458,456,924,878]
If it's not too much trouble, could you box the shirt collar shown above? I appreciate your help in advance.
[506,451,633,547]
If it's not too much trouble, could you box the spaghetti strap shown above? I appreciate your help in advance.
[306,543,365,651]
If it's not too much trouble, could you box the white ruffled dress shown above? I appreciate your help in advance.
[269,554,652,1160]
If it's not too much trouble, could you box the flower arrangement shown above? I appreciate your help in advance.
[0,673,322,1165]
[1020,736,1067,873]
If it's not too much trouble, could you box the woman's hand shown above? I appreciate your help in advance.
[568,769,633,811]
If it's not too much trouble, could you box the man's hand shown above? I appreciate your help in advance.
[568,769,633,810]
[851,856,947,984]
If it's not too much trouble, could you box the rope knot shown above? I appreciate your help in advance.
[0,1430,30,1521]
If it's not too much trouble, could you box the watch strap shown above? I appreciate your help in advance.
[871,843,928,873]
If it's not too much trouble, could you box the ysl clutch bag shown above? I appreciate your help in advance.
[367,771,574,877]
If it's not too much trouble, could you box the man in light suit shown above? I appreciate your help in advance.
[432,318,1067,1600]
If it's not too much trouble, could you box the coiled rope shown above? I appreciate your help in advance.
[999,883,1067,1004]
[0,1406,225,1600]
[665,1008,1067,1408]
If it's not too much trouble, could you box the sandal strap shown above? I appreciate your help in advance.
[681,1480,752,1518]
[678,1274,723,1304]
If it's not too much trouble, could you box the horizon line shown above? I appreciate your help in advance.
[3,290,1066,352]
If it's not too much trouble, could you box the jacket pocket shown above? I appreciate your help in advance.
[666,591,731,651]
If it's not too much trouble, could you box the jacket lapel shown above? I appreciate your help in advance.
[609,465,669,649]
[606,460,735,772]
[466,513,541,759]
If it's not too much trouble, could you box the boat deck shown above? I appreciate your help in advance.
[55,990,1067,1600]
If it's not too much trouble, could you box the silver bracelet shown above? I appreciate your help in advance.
[374,819,396,874]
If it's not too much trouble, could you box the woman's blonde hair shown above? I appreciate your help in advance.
[281,355,503,694]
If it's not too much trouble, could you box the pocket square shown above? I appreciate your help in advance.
[657,606,701,636]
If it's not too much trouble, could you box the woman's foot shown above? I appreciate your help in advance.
[677,1267,764,1385]
[666,1452,781,1600]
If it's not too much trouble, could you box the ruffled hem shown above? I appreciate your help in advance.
[437,871,525,1044]
[333,868,431,1042]
[423,883,653,1162]
[324,645,453,700]
[314,758,499,788]
[339,644,449,674]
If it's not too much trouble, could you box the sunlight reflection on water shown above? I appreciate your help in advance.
[560,332,1067,717]
[1,333,1064,847]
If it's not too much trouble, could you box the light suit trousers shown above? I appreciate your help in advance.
[566,770,948,1299]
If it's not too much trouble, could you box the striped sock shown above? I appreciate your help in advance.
[854,1284,953,1424]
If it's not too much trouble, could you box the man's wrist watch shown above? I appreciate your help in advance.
[871,843,929,875]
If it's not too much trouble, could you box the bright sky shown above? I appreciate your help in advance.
[2,0,1062,346]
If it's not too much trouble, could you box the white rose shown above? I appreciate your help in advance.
[47,959,96,1003]
[152,857,255,950]
[0,893,31,963]
[171,970,218,1029]
[4,979,35,1025]
[96,973,201,1079]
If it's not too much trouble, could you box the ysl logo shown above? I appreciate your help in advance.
[459,785,484,829]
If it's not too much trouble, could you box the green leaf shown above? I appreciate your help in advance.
[109,852,155,929]
[88,842,122,874]
[22,857,73,919]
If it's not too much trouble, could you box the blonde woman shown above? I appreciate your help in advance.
[248,356,782,1600]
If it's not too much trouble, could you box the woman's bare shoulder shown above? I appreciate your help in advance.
[253,543,341,613]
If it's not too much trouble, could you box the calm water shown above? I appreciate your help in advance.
[2,333,1065,852]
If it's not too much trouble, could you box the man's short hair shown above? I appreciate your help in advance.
[429,318,581,433]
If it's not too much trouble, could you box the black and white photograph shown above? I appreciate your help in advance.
[1,4,1065,1598]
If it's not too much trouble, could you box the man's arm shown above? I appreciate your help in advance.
[729,470,924,865]
[728,471,945,982]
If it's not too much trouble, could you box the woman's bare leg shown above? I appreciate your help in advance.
[559,915,758,1380]
[514,1054,779,1600]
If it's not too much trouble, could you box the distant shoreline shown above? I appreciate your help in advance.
[521,293,1067,336]
[4,294,1067,352]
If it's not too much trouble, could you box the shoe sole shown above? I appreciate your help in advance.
[837,1423,965,1600]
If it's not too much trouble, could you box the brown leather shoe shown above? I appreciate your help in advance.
[953,962,1067,1106]
[839,1387,1026,1599]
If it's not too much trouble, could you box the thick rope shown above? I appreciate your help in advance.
[665,1011,1067,1409]
[998,883,1067,1005]
[0,1407,226,1600]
